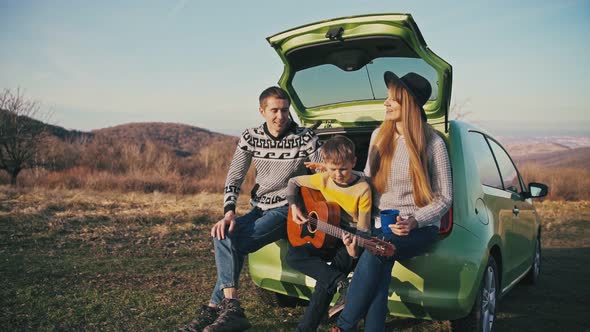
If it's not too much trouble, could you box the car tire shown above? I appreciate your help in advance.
[523,236,541,285]
[255,286,304,308]
[451,256,498,332]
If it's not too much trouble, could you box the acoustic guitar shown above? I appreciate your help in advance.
[287,186,395,257]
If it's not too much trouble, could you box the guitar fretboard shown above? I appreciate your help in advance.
[305,216,394,256]
[308,216,368,248]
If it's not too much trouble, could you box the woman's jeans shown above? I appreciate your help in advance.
[337,225,439,332]
[209,205,289,305]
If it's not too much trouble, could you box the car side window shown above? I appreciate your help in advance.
[469,132,503,189]
[488,139,523,194]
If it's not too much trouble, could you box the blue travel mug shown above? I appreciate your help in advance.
[380,209,400,234]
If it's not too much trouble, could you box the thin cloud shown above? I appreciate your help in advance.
[167,0,190,19]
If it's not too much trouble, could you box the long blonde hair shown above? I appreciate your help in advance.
[370,83,433,207]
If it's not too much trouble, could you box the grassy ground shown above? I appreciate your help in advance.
[1,188,589,331]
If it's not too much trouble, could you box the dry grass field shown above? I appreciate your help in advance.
[1,187,589,331]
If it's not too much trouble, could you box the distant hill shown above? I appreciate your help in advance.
[504,142,571,158]
[503,137,590,169]
[46,123,94,142]
[0,112,238,164]
[22,120,238,158]
[91,122,237,157]
[0,108,93,142]
[33,120,590,169]
[512,146,590,169]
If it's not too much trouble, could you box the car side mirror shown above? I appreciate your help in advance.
[522,182,549,199]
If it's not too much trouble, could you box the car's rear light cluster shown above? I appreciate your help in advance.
[438,208,453,235]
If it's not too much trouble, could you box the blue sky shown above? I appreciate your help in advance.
[1,0,589,136]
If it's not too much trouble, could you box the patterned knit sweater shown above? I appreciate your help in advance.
[286,172,372,232]
[223,122,322,214]
[364,128,453,229]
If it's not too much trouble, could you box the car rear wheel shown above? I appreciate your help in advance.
[451,256,498,332]
[523,237,541,285]
[255,286,305,308]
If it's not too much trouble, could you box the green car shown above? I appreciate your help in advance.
[248,13,548,331]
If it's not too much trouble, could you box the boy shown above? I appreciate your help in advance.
[286,135,372,332]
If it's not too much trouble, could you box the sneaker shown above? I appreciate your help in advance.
[203,298,252,332]
[177,305,220,332]
[328,278,349,318]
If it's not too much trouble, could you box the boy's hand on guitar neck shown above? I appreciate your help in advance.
[342,232,359,258]
[211,211,236,239]
[290,204,308,225]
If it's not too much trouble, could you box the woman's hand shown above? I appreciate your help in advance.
[211,210,236,240]
[290,204,308,225]
[342,232,358,258]
[389,216,418,236]
[304,162,326,172]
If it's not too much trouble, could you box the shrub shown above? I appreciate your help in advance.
[519,163,590,201]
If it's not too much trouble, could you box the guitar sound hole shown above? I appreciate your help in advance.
[307,211,318,233]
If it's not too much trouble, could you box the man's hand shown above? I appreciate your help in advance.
[211,210,236,240]
[390,216,418,236]
[342,232,358,258]
[304,162,326,172]
[290,204,308,225]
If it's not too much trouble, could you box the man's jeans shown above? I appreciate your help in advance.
[337,225,439,332]
[209,205,289,305]
[286,243,354,332]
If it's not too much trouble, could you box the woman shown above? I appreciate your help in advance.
[333,71,453,331]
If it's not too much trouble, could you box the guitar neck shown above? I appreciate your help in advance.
[312,219,369,248]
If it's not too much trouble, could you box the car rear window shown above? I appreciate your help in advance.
[291,57,438,108]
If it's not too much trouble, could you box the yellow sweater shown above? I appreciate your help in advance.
[286,172,372,232]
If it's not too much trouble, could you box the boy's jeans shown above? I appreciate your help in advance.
[209,205,289,305]
[337,225,439,332]
[286,243,354,332]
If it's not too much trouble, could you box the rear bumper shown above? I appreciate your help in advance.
[249,225,486,320]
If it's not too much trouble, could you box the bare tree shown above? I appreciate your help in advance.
[449,98,472,121]
[0,88,48,186]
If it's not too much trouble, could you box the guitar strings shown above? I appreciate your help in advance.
[302,214,387,252]
[304,215,361,239]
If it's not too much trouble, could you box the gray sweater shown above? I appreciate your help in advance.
[364,128,452,229]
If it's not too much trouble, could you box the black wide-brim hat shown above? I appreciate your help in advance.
[384,71,432,122]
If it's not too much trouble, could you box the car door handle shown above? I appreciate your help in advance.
[512,206,519,216]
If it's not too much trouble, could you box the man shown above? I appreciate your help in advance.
[178,86,322,332]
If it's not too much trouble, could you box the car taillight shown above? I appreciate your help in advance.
[438,208,453,235]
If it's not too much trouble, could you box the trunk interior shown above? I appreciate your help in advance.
[316,126,376,172]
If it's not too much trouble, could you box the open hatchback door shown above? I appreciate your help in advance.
[267,13,453,131]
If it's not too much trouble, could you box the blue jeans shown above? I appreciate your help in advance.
[286,243,355,332]
[209,205,289,305]
[337,225,439,332]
